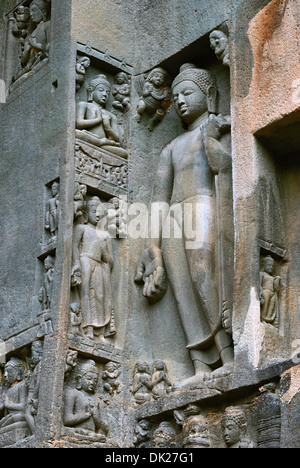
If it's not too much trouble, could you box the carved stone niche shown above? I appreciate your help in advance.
[75,56,131,160]
[0,340,44,448]
[5,0,52,94]
[134,62,234,389]
[44,179,60,248]
[62,353,119,448]
[70,193,118,346]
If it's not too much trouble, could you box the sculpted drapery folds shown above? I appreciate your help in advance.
[71,196,115,344]
[135,63,234,389]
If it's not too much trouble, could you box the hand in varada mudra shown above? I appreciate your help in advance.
[135,246,167,303]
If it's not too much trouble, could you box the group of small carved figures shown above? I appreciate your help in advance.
[133,384,281,449]
[133,405,255,449]
[0,342,43,445]
[0,345,122,446]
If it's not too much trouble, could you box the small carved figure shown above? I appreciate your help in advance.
[135,67,171,131]
[10,6,30,40]
[45,181,60,243]
[12,0,51,83]
[74,182,87,219]
[76,74,128,158]
[65,350,78,377]
[69,303,83,335]
[102,362,121,396]
[130,361,152,405]
[76,56,91,91]
[39,255,55,311]
[25,341,44,434]
[112,72,131,112]
[71,196,116,343]
[152,421,177,448]
[151,360,172,399]
[222,406,254,448]
[133,419,152,448]
[209,29,230,68]
[63,359,108,440]
[260,255,281,327]
[0,357,29,442]
[107,197,127,238]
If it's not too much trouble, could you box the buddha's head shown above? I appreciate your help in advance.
[4,357,26,385]
[222,406,247,447]
[76,359,99,394]
[172,63,218,125]
[87,75,111,106]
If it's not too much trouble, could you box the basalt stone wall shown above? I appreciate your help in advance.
[0,0,299,448]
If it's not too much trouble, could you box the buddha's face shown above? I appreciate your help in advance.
[29,3,44,23]
[93,85,110,106]
[80,371,98,394]
[87,203,101,225]
[173,81,207,125]
[4,363,18,385]
[223,420,241,447]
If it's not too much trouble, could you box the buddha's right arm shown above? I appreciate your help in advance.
[76,103,101,130]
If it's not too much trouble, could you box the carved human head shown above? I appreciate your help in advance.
[115,72,129,84]
[182,414,211,448]
[29,0,50,23]
[152,359,167,372]
[86,196,102,225]
[30,340,44,366]
[104,361,119,373]
[76,359,99,394]
[139,419,152,431]
[109,197,120,210]
[134,360,150,374]
[222,406,247,447]
[153,422,177,448]
[87,74,111,105]
[44,255,55,271]
[4,357,26,385]
[78,56,91,70]
[51,181,59,196]
[262,255,275,274]
[147,67,170,87]
[172,64,218,122]
[209,30,229,62]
